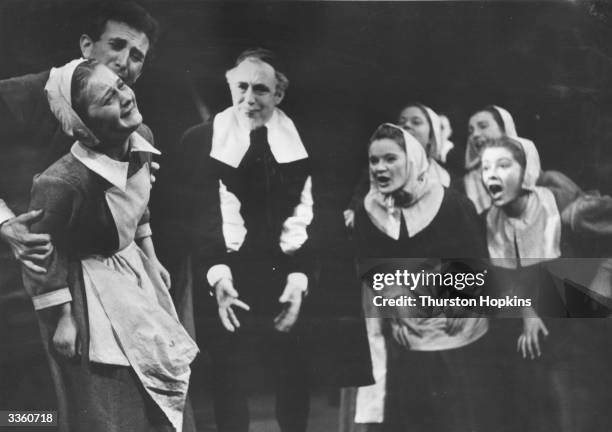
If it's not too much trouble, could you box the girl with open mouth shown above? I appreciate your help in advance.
[465,105,581,215]
[481,135,612,432]
[342,123,491,432]
[343,103,453,229]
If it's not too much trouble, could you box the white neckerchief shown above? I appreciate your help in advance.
[71,133,160,191]
[210,106,308,168]
[487,187,561,267]
[364,124,445,240]
[486,137,561,267]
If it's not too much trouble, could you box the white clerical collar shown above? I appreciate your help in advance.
[71,132,160,191]
[210,106,308,168]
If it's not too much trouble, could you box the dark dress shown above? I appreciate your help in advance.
[354,188,494,432]
[485,183,612,432]
[22,141,198,432]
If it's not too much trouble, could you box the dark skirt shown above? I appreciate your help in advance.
[36,309,194,432]
[386,333,497,432]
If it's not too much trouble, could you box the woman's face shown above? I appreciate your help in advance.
[468,111,504,155]
[481,146,524,207]
[369,138,408,194]
[80,64,142,143]
[398,106,430,149]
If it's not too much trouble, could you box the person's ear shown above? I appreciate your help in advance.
[274,88,285,105]
[79,34,95,58]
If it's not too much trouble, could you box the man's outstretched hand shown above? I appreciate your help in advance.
[273,282,304,333]
[215,278,250,332]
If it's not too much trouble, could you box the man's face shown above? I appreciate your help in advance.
[228,59,283,130]
[80,20,150,86]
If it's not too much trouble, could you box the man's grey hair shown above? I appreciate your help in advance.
[225,48,290,95]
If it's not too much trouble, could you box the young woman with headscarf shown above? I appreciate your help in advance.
[465,105,581,215]
[343,103,452,229]
[20,59,198,432]
[481,135,612,431]
[344,123,492,432]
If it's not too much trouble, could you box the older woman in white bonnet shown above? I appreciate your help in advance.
[21,58,198,432]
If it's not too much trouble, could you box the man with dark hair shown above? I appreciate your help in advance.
[0,0,158,272]
[164,47,314,432]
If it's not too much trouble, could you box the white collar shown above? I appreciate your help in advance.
[71,132,160,191]
[364,181,445,240]
[210,106,308,168]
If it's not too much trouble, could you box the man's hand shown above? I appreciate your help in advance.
[273,282,304,333]
[215,278,250,332]
[53,304,78,359]
[0,209,52,273]
[343,209,355,229]
[518,316,549,359]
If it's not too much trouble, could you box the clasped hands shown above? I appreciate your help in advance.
[214,278,304,333]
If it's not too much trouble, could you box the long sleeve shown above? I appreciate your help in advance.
[0,199,15,225]
[0,73,45,219]
[561,193,612,239]
[21,174,80,310]
[156,123,227,284]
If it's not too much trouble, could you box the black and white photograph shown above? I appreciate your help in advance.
[1,0,612,431]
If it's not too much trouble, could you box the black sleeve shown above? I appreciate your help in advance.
[155,122,226,283]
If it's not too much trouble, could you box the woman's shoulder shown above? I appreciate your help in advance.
[35,153,91,197]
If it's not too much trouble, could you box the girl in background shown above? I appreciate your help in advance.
[481,135,612,431]
[344,103,451,229]
[346,123,490,432]
[465,105,579,214]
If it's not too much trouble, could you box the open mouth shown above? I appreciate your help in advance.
[487,183,504,199]
[375,174,391,188]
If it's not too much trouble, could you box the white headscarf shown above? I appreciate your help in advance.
[364,124,444,240]
[421,105,451,187]
[44,58,100,148]
[465,105,517,170]
[464,105,518,213]
[486,137,561,267]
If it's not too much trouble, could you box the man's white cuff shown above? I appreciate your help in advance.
[207,264,233,288]
[287,272,308,293]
